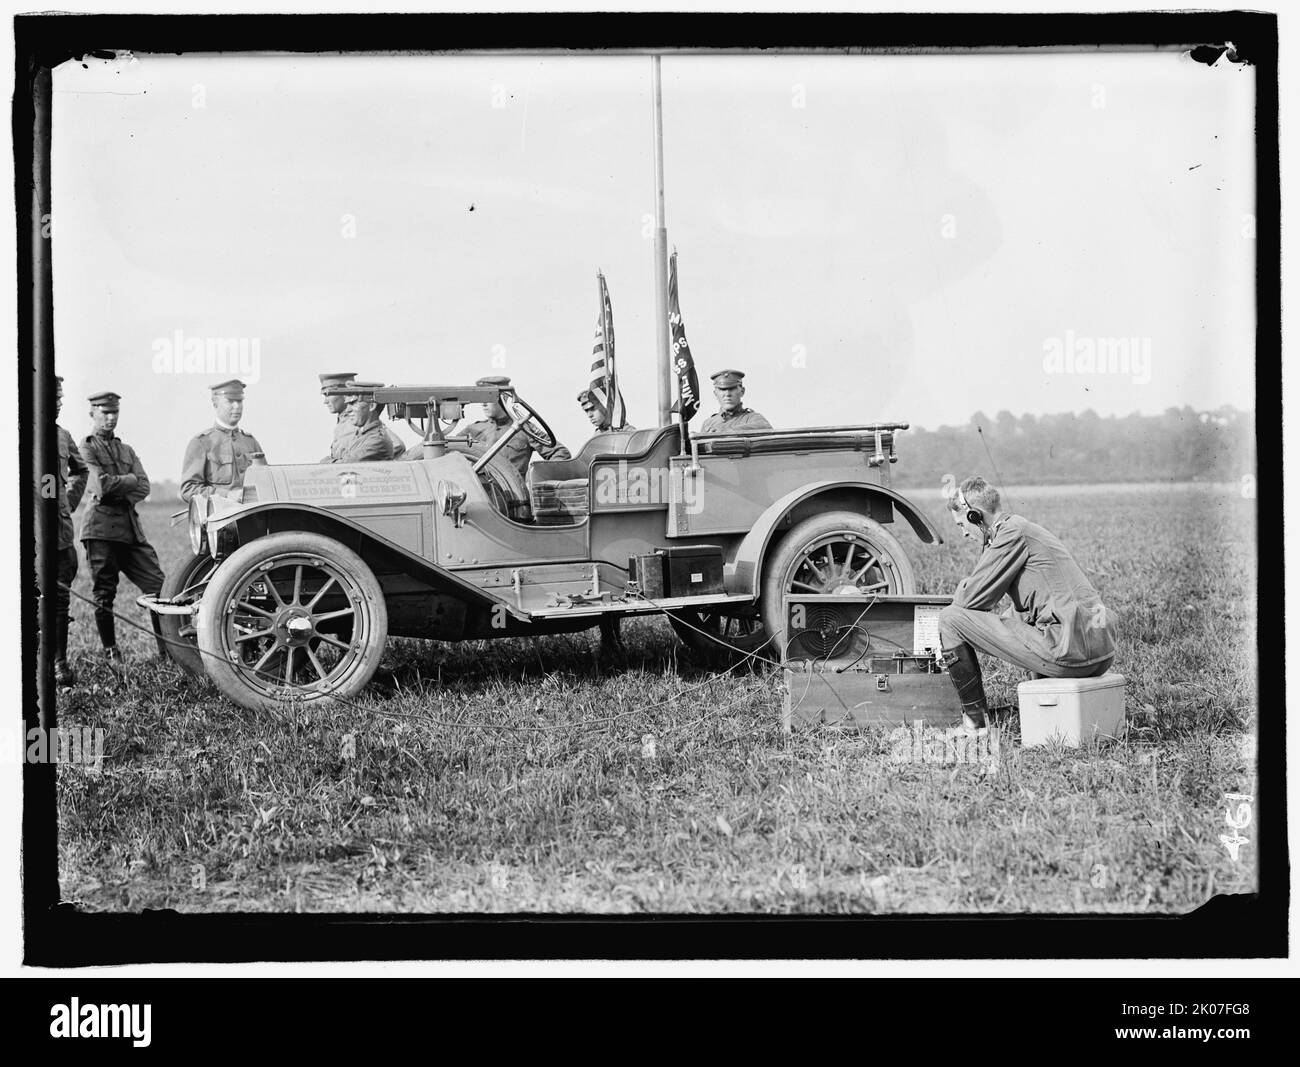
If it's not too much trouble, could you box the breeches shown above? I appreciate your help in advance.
[939,605,1112,679]
[84,540,165,624]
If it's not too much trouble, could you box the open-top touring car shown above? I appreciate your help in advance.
[142,380,943,712]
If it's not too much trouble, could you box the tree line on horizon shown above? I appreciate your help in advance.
[890,405,1255,489]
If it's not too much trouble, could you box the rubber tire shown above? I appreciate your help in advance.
[159,550,219,677]
[759,511,916,659]
[196,532,388,714]
[667,607,769,662]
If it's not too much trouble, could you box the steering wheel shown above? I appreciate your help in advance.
[501,391,558,450]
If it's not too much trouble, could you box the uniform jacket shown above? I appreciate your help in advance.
[327,415,404,462]
[332,419,394,463]
[699,407,773,434]
[324,417,355,462]
[952,513,1116,667]
[181,423,264,502]
[80,431,151,544]
[57,425,88,550]
[465,418,571,480]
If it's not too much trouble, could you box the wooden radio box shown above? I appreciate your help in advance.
[782,594,964,730]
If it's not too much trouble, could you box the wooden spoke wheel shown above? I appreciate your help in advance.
[759,511,916,658]
[196,533,387,713]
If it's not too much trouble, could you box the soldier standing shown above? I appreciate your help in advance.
[181,379,266,503]
[80,392,165,660]
[466,376,571,480]
[328,382,395,463]
[53,376,88,684]
[698,369,772,434]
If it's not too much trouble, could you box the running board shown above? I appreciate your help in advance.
[526,592,754,620]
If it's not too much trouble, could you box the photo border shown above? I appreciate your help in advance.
[14,9,1283,965]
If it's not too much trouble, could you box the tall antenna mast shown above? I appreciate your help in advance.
[651,55,671,427]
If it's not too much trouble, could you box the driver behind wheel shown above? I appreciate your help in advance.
[465,375,572,480]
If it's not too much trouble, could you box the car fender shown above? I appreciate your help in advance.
[726,480,943,597]
[208,501,530,621]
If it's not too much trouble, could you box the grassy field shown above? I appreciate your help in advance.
[54,482,1257,914]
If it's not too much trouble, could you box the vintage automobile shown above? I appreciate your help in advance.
[142,381,943,712]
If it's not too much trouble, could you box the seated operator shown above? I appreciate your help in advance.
[327,383,395,463]
[696,369,772,434]
[938,476,1117,734]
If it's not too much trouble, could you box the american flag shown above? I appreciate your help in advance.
[589,270,627,429]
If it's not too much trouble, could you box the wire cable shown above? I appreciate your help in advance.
[57,582,767,737]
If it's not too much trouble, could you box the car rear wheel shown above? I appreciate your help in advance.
[759,511,916,658]
[196,532,388,714]
[158,550,219,676]
[667,605,770,662]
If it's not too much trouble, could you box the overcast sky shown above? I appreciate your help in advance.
[51,50,1255,482]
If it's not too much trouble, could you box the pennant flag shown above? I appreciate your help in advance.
[668,251,700,423]
[589,270,627,429]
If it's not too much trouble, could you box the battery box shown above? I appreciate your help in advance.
[629,545,724,599]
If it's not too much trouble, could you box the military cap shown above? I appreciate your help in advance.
[319,372,357,390]
[336,381,386,413]
[476,375,512,388]
[710,369,746,387]
[210,379,247,398]
[88,391,121,410]
[577,389,598,406]
[336,380,385,394]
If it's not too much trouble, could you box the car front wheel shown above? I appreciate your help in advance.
[195,532,388,714]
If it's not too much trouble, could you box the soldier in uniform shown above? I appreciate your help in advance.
[53,376,88,684]
[328,382,395,463]
[181,379,266,503]
[577,389,634,432]
[465,376,571,480]
[938,476,1117,733]
[320,371,359,463]
[320,372,404,462]
[698,369,773,434]
[80,392,165,660]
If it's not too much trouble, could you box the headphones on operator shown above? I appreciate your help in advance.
[958,493,984,528]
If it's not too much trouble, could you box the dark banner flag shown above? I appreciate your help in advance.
[668,251,700,423]
[589,270,627,429]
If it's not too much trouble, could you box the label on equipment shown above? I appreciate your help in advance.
[913,605,943,654]
[690,572,703,583]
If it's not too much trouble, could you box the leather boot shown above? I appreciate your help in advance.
[54,614,76,685]
[95,613,117,652]
[941,642,989,732]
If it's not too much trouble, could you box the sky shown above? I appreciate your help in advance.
[51,50,1255,482]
